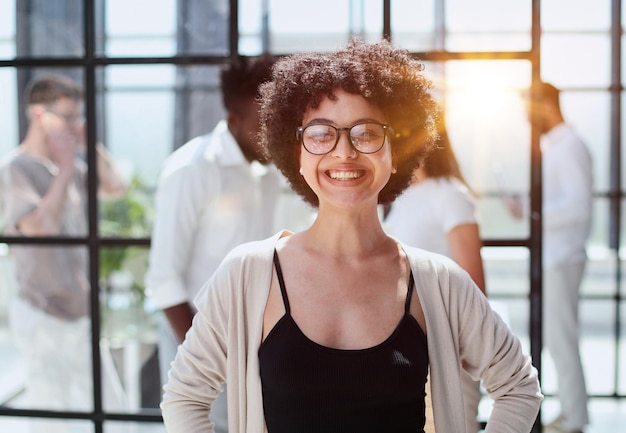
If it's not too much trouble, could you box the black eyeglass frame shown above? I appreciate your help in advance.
[296,121,395,155]
[44,107,86,126]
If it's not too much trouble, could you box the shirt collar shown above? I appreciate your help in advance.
[542,123,570,148]
[205,120,248,166]
[204,120,272,176]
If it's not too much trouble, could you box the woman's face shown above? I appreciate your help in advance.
[298,89,394,210]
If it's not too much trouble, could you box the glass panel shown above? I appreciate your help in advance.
[587,198,613,280]
[15,0,84,58]
[0,417,93,433]
[0,68,18,176]
[543,0,611,31]
[0,244,20,406]
[542,34,610,87]
[103,0,176,57]
[0,69,93,237]
[542,300,616,396]
[618,200,626,254]
[105,421,166,432]
[100,246,160,412]
[620,301,626,395]
[0,0,16,59]
[103,0,229,57]
[1,245,93,413]
[445,0,531,51]
[437,60,531,239]
[267,0,383,53]
[239,0,265,55]
[100,64,224,237]
[580,300,616,395]
[482,246,530,349]
[621,92,626,190]
[390,0,437,52]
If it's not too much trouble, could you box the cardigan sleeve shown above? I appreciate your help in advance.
[160,233,280,433]
[160,268,229,433]
[409,247,542,433]
[455,270,543,432]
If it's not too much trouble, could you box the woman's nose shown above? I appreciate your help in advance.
[331,131,357,159]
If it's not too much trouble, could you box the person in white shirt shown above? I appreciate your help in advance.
[145,54,279,433]
[385,115,486,432]
[506,82,592,433]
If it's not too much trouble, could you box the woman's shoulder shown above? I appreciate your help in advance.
[401,242,473,285]
[222,231,288,266]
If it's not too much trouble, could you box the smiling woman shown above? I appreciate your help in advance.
[160,39,542,433]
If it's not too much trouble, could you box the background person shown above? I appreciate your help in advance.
[0,74,126,432]
[161,39,542,433]
[385,114,486,432]
[505,81,592,433]
[145,54,280,433]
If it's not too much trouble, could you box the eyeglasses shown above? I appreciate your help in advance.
[45,109,85,126]
[297,121,394,155]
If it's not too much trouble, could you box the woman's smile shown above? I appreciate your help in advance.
[326,169,366,181]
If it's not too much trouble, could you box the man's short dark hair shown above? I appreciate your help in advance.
[25,74,84,106]
[220,54,276,112]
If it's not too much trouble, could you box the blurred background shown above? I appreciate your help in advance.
[0,1,624,432]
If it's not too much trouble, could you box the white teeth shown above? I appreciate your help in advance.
[329,170,362,180]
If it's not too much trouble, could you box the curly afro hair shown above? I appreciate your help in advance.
[258,39,438,208]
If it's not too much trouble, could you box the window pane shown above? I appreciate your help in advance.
[391,0,436,52]
[436,60,531,239]
[0,68,94,237]
[583,240,617,297]
[267,0,383,53]
[446,0,531,51]
[103,0,175,57]
[239,0,268,55]
[0,417,93,432]
[0,68,18,168]
[543,0,611,31]
[542,35,611,87]
[103,0,228,57]
[100,64,224,237]
[16,0,84,58]
[105,421,166,432]
[581,300,616,395]
[0,0,15,59]
[1,245,94,412]
[621,301,626,395]
[588,198,611,264]
[100,246,160,412]
[482,246,531,355]
[102,64,176,213]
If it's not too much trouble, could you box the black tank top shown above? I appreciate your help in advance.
[259,250,429,433]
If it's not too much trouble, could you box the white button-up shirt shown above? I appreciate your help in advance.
[542,123,593,268]
[145,120,281,310]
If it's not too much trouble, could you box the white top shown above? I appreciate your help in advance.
[542,123,593,268]
[161,232,542,433]
[145,120,281,310]
[385,177,477,257]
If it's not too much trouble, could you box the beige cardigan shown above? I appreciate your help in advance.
[162,231,542,432]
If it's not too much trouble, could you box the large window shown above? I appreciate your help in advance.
[0,1,624,432]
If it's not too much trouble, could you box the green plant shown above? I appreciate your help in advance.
[99,175,154,298]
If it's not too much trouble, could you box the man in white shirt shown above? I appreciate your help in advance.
[507,82,592,433]
[145,55,279,433]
